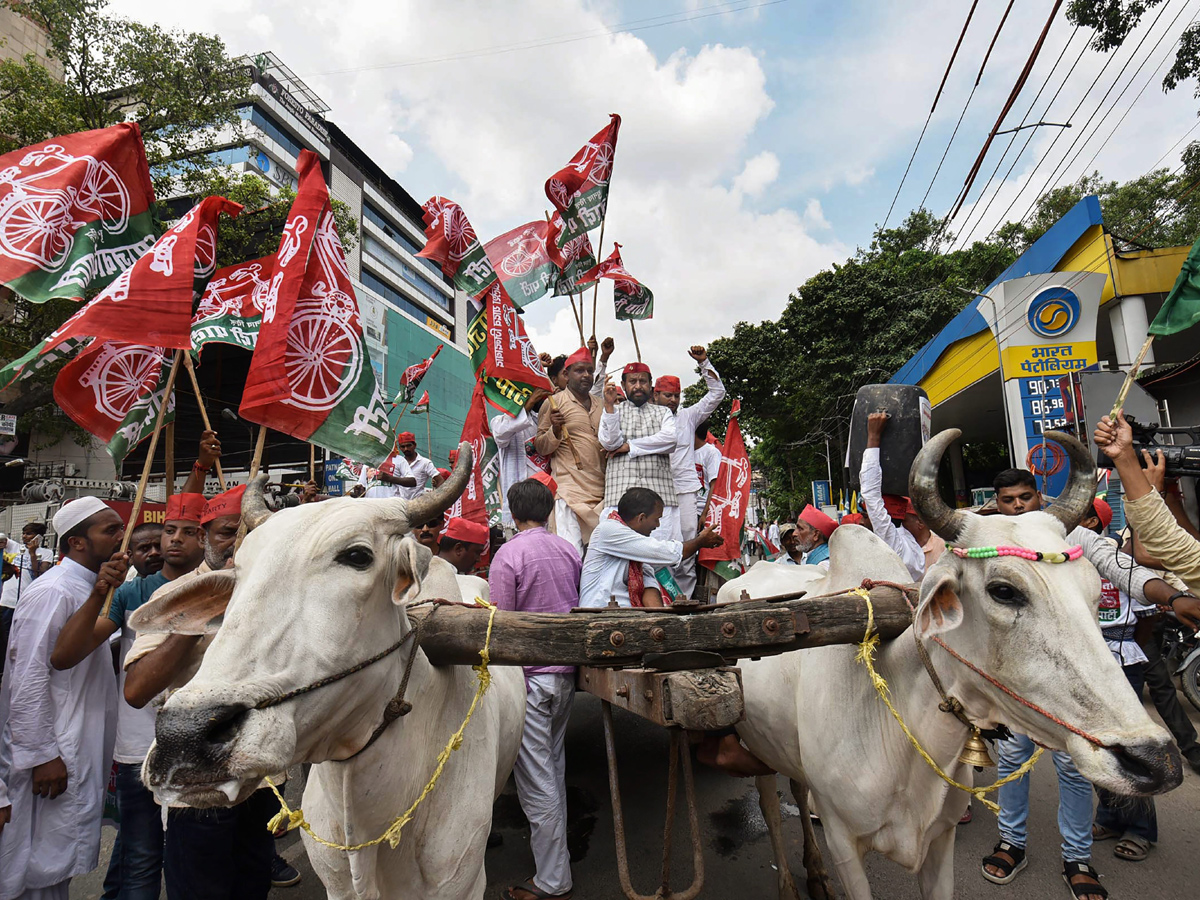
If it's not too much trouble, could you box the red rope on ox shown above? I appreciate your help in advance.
[859,578,1110,749]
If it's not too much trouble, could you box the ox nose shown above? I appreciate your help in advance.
[154,703,250,769]
[1111,737,1182,795]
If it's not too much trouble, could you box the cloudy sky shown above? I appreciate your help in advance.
[110,0,1200,377]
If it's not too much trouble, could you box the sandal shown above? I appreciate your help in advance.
[1091,824,1120,842]
[982,841,1027,885]
[1113,834,1151,862]
[1062,860,1107,899]
[501,880,573,900]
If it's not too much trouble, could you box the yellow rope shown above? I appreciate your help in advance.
[264,597,499,850]
[851,587,1041,815]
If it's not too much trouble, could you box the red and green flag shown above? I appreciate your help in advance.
[576,243,654,320]
[415,197,497,296]
[483,219,557,308]
[394,343,442,405]
[700,399,751,578]
[412,390,430,415]
[45,195,241,352]
[0,123,158,304]
[52,340,176,463]
[546,215,597,298]
[447,380,502,529]
[467,280,554,417]
[1150,235,1200,335]
[191,256,274,356]
[239,150,392,464]
[544,114,620,249]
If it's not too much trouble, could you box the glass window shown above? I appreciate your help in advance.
[362,235,451,312]
[362,201,445,279]
[361,269,454,341]
[246,107,304,158]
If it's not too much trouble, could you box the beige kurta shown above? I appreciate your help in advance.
[534,388,606,542]
[1123,491,1200,595]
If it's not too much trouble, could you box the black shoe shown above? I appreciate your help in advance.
[270,854,301,887]
[1185,747,1200,776]
[487,831,504,849]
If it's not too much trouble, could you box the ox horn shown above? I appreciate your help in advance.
[1041,430,1096,533]
[241,473,273,532]
[405,441,473,527]
[909,428,968,543]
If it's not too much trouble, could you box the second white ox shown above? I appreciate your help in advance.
[131,448,525,900]
[721,429,1182,900]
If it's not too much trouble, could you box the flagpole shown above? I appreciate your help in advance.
[547,210,586,345]
[1109,334,1156,418]
[309,443,316,482]
[235,425,269,552]
[629,320,642,363]
[164,423,175,499]
[180,352,227,491]
[590,219,606,337]
[425,408,432,460]
[100,348,184,619]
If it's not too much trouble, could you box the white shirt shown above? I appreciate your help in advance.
[668,360,726,495]
[859,447,925,581]
[0,558,117,896]
[490,409,541,526]
[397,453,441,501]
[579,517,683,608]
[695,442,722,507]
[1,545,53,609]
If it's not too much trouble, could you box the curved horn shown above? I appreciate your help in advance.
[1042,430,1096,533]
[909,428,968,543]
[241,473,272,532]
[405,441,473,527]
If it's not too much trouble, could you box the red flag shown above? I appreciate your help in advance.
[447,380,499,530]
[545,114,620,247]
[475,279,554,415]
[395,343,442,405]
[483,219,557,307]
[700,400,751,567]
[53,340,170,442]
[415,197,496,296]
[45,195,241,351]
[575,243,654,320]
[0,123,158,303]
[412,390,430,415]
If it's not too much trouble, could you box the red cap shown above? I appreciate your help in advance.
[564,347,593,369]
[448,449,459,465]
[882,494,916,519]
[799,504,838,539]
[165,493,206,524]
[841,513,865,526]
[201,484,246,525]
[654,375,681,393]
[442,517,489,545]
[396,432,416,445]
[623,362,651,376]
[1092,498,1113,531]
[437,467,451,481]
[532,469,558,495]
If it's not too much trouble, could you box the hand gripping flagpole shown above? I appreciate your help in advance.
[1109,334,1156,419]
[180,351,227,491]
[100,348,184,619]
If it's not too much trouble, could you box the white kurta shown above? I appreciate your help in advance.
[666,360,726,496]
[859,447,925,581]
[491,409,540,526]
[0,558,117,899]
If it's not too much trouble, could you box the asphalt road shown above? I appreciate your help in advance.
[72,692,1200,900]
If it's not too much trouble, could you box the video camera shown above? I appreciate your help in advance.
[1096,415,1200,478]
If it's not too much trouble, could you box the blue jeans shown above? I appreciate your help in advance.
[101,762,165,900]
[1094,663,1157,842]
[997,733,1094,863]
[164,787,274,900]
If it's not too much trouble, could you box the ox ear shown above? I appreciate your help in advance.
[914,565,963,638]
[127,570,237,636]
[391,537,427,606]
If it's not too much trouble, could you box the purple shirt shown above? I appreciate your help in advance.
[488,526,582,676]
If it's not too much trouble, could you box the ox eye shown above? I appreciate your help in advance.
[336,547,374,570]
[987,582,1025,606]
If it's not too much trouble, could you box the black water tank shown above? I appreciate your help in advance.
[847,384,931,496]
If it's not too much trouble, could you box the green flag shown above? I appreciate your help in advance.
[1149,236,1200,335]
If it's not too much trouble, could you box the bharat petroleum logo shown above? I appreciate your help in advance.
[1026,287,1080,339]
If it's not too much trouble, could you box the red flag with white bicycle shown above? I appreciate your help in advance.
[473,279,555,417]
[190,256,275,357]
[544,114,620,249]
[483,219,558,308]
[394,343,443,405]
[700,400,751,575]
[415,197,497,296]
[575,243,654,320]
[0,123,157,303]
[239,150,392,464]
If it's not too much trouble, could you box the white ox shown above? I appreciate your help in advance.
[725,429,1182,900]
[131,450,525,900]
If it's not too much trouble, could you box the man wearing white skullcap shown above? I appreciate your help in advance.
[0,496,129,900]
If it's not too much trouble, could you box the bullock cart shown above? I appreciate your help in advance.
[408,582,914,900]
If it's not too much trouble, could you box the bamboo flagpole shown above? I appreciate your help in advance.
[629,320,642,363]
[180,352,227,491]
[590,219,607,337]
[546,210,586,344]
[164,423,175,499]
[234,425,269,552]
[100,348,184,618]
[425,407,433,460]
[1109,334,1156,418]
[309,443,316,482]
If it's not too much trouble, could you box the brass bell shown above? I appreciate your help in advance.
[959,729,996,769]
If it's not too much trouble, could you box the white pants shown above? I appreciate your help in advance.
[513,674,576,896]
[672,491,700,599]
[16,884,70,900]
[553,500,585,558]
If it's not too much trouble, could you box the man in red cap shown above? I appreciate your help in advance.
[439,517,490,575]
[535,345,607,555]
[52,491,208,900]
[654,346,725,598]
[862,412,926,580]
[599,362,678,549]
[368,432,443,500]
[796,504,838,568]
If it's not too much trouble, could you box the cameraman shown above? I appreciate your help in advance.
[1095,411,1200,628]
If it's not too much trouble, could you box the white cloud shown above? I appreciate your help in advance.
[733,150,780,196]
[802,198,830,230]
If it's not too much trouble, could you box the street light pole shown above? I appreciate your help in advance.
[954,287,1015,468]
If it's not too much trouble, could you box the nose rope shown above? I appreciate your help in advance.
[859,578,1110,750]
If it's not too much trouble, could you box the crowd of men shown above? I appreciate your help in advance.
[3,337,1200,900]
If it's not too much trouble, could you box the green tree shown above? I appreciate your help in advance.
[1067,1,1200,95]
